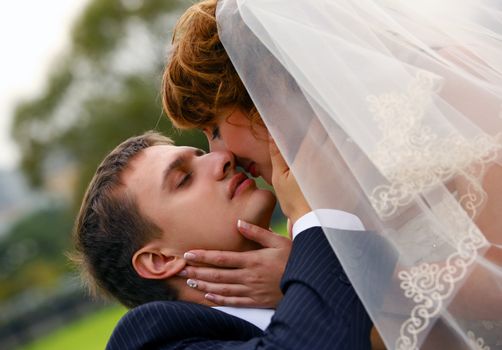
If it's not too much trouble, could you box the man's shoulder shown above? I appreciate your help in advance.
[285,226,377,294]
[113,301,212,336]
[107,301,262,350]
[119,300,209,321]
[118,300,261,328]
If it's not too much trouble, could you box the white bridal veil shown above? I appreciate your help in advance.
[216,0,502,348]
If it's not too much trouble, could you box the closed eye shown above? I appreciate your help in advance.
[211,126,220,140]
[177,172,193,188]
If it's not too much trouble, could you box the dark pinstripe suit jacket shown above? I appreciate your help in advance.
[106,227,373,349]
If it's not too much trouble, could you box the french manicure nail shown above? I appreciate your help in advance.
[177,269,187,277]
[237,220,250,230]
[205,293,215,301]
[184,252,196,260]
[187,279,198,288]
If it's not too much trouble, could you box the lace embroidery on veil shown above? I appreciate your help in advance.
[215,1,502,348]
[368,71,501,220]
[366,70,501,349]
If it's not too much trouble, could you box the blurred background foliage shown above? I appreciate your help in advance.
[2,0,212,348]
[12,0,206,196]
[0,204,72,301]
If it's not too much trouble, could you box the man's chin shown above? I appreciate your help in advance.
[242,212,274,239]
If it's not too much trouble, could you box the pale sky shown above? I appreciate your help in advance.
[0,0,90,170]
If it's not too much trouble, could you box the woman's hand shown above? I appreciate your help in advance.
[268,137,311,225]
[181,221,291,308]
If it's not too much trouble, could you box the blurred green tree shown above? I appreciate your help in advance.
[11,0,205,205]
[0,205,73,300]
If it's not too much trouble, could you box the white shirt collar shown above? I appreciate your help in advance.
[212,306,274,331]
[292,209,365,240]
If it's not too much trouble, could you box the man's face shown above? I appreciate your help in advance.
[122,145,276,256]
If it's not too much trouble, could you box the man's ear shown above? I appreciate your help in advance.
[132,243,185,280]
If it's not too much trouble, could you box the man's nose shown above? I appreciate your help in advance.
[206,138,246,170]
[204,150,235,180]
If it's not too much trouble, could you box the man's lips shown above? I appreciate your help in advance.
[228,172,254,198]
[246,162,259,177]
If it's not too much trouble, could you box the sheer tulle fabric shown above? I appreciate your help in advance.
[216,0,502,348]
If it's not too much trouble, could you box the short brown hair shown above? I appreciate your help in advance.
[72,131,178,308]
[162,0,260,129]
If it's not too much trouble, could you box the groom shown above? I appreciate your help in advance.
[74,131,374,349]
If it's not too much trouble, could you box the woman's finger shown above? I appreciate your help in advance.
[183,250,247,268]
[179,266,243,284]
[237,220,291,248]
[185,279,249,297]
[268,136,289,179]
[204,294,257,307]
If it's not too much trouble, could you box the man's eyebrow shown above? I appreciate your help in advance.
[161,149,205,190]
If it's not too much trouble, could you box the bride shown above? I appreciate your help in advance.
[162,0,502,348]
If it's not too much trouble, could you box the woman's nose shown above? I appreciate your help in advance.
[208,137,226,152]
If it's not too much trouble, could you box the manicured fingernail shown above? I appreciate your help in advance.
[187,279,198,288]
[177,269,187,277]
[184,252,196,260]
[237,220,250,230]
[205,293,215,301]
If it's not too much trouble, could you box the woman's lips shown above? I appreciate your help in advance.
[246,162,259,177]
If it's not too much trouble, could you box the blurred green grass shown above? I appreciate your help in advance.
[21,305,127,350]
[272,220,288,237]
